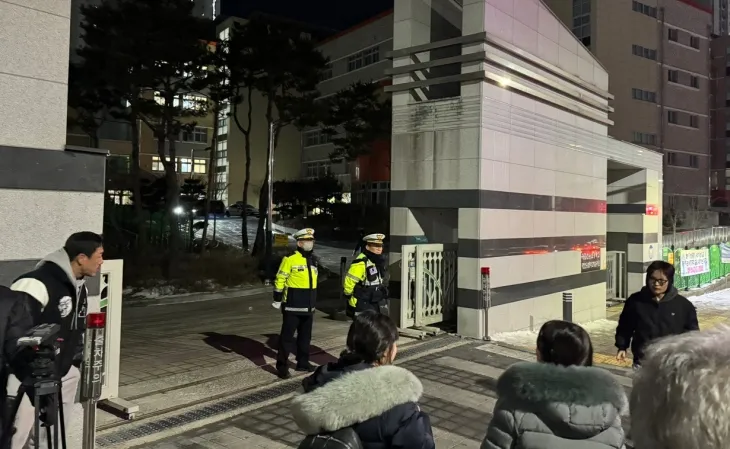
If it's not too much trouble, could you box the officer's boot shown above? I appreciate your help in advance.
[276,365,291,379]
[295,362,316,373]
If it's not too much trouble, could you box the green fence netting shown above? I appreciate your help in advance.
[665,242,730,291]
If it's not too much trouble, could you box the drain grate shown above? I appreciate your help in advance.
[97,334,461,447]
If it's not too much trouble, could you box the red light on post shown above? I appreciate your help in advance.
[87,312,106,329]
[646,204,659,216]
[481,267,490,275]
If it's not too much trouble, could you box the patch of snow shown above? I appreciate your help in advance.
[690,288,730,310]
[491,319,619,349]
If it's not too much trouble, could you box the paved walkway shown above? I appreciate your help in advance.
[110,339,634,449]
[492,292,730,369]
[101,292,355,428]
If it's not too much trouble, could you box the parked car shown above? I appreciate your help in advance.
[225,202,259,218]
[189,200,226,217]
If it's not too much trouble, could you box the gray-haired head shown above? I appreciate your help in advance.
[631,327,730,449]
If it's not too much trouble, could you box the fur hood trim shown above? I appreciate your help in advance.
[497,362,628,415]
[291,365,422,434]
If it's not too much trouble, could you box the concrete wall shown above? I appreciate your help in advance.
[388,0,663,338]
[0,0,105,296]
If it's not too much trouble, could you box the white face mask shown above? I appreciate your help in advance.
[301,241,314,252]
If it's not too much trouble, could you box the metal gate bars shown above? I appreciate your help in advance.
[399,244,457,329]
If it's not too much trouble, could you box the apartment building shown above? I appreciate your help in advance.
[305,11,394,205]
[546,0,712,210]
[214,12,394,208]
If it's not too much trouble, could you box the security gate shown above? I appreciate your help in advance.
[606,251,627,301]
[399,244,457,328]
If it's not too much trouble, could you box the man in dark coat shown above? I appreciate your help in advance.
[615,260,699,368]
[9,232,103,448]
[0,286,34,446]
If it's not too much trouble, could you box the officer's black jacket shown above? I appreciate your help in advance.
[615,286,699,363]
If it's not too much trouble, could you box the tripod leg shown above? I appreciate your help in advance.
[0,385,27,449]
[33,394,41,449]
[45,424,53,449]
[58,388,66,449]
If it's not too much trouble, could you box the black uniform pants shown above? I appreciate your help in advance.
[276,312,313,370]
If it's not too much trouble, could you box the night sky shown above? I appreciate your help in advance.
[222,0,394,34]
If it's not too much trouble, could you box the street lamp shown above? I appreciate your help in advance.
[265,120,277,279]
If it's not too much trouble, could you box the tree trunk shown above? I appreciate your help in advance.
[130,117,146,250]
[252,96,274,258]
[233,86,254,252]
[200,107,220,251]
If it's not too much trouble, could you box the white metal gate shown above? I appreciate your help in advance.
[606,251,627,301]
[399,244,457,328]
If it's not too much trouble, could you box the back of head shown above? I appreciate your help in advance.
[64,232,103,261]
[631,327,730,449]
[536,320,593,367]
[343,311,398,365]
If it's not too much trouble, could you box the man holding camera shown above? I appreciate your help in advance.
[9,232,103,448]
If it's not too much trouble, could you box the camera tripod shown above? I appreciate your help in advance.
[1,375,67,449]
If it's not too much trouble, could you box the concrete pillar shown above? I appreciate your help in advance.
[0,1,106,285]
[606,168,663,293]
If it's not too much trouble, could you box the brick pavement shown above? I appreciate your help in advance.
[100,293,354,428]
[121,340,634,449]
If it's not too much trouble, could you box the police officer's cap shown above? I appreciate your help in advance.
[293,228,315,240]
[363,233,386,245]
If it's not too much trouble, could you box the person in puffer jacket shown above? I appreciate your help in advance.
[482,320,628,449]
[291,311,435,449]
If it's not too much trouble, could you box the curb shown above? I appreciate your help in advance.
[123,286,273,307]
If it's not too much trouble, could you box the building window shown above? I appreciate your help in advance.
[218,103,229,135]
[668,70,679,83]
[322,63,333,80]
[690,35,700,49]
[632,44,657,60]
[632,131,657,145]
[631,88,656,103]
[303,129,331,147]
[193,158,206,174]
[107,155,130,174]
[305,160,332,178]
[347,45,380,72]
[107,190,132,205]
[690,155,699,168]
[632,0,657,17]
[689,115,699,128]
[572,0,591,47]
[667,152,678,166]
[152,156,166,172]
[668,110,678,124]
[215,165,226,173]
[179,157,192,173]
[690,76,699,88]
[668,28,679,42]
[181,94,207,111]
[181,127,208,143]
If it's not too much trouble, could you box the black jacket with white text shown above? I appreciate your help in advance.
[10,249,89,376]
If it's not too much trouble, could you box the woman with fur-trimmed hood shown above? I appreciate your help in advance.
[482,320,628,449]
[291,311,435,449]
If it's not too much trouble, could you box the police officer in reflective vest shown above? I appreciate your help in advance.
[273,228,319,379]
[344,233,389,317]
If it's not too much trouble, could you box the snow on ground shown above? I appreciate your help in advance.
[203,217,352,270]
[689,289,730,310]
[490,319,620,349]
